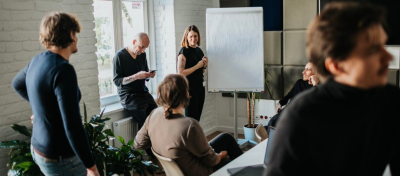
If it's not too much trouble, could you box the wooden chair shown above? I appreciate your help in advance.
[151,148,184,176]
[255,125,268,143]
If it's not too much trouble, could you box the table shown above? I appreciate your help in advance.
[211,138,269,176]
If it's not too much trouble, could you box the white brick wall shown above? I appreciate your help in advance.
[153,0,217,132]
[174,0,217,132]
[0,0,99,174]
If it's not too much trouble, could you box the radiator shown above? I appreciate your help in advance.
[112,117,138,148]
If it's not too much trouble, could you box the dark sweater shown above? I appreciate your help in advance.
[178,47,204,87]
[279,79,313,106]
[113,48,149,104]
[12,51,95,168]
[266,80,400,176]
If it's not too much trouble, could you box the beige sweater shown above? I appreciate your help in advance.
[134,107,219,176]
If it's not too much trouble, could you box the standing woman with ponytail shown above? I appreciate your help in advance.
[177,25,208,121]
[134,74,243,176]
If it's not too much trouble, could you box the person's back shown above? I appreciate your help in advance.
[26,51,83,157]
[136,107,216,176]
[268,80,400,175]
[12,12,98,175]
[134,74,242,176]
[266,2,399,175]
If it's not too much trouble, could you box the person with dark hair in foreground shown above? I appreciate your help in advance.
[134,74,243,176]
[12,12,99,176]
[266,2,399,176]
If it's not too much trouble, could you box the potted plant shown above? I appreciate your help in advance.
[82,103,159,176]
[83,103,115,176]
[243,70,272,142]
[104,136,160,176]
[0,124,44,176]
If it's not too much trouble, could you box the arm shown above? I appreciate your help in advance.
[113,54,150,86]
[134,113,152,150]
[54,64,95,168]
[12,65,29,101]
[185,122,219,167]
[279,81,297,106]
[177,54,204,76]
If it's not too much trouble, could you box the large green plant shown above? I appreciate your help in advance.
[82,103,159,176]
[0,124,43,176]
[83,103,115,176]
[104,136,160,176]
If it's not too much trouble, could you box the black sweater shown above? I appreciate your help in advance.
[113,49,149,103]
[279,79,313,106]
[178,47,204,87]
[266,80,400,176]
[12,51,95,168]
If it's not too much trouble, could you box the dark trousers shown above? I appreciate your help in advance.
[122,92,157,159]
[185,86,205,121]
[209,133,243,171]
[122,92,158,130]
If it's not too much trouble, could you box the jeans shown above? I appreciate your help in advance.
[31,146,86,176]
[209,133,244,171]
[185,86,205,121]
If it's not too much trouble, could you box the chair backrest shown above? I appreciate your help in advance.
[255,125,268,142]
[151,148,184,176]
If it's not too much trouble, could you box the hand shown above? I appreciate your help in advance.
[196,60,205,69]
[309,75,319,86]
[276,103,282,114]
[149,70,156,78]
[87,165,100,176]
[218,151,228,160]
[135,71,151,80]
[31,115,34,124]
[202,56,208,68]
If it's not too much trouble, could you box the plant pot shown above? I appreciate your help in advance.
[243,124,259,141]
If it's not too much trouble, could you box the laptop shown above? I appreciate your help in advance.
[227,126,276,176]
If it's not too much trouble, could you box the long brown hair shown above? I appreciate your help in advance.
[181,25,201,48]
[156,74,190,119]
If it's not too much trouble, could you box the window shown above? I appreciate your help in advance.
[94,0,156,106]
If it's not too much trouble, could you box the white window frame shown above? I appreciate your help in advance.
[99,0,157,106]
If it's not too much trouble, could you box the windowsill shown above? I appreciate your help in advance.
[101,93,157,115]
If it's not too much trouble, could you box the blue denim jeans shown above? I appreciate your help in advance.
[31,146,87,176]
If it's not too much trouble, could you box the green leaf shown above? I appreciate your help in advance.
[96,134,107,142]
[11,124,32,137]
[17,161,34,169]
[0,140,28,148]
[118,136,125,145]
[84,102,88,123]
[103,129,115,137]
[99,107,106,120]
[120,146,130,154]
[127,140,134,147]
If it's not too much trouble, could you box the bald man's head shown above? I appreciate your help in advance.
[132,32,150,55]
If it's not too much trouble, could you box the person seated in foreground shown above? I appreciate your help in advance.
[266,2,399,176]
[267,62,319,132]
[134,74,243,176]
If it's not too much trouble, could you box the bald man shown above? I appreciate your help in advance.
[113,33,157,130]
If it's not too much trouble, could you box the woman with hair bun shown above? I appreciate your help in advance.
[134,74,243,176]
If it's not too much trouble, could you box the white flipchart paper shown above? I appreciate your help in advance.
[206,7,264,92]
